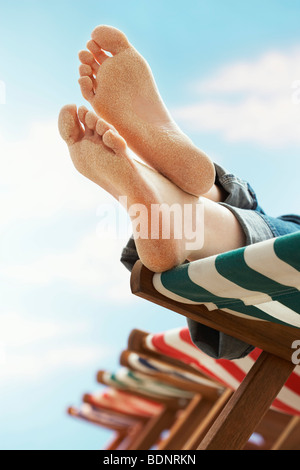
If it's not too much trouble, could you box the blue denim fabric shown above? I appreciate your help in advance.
[188,164,300,360]
[259,213,300,237]
[215,163,300,244]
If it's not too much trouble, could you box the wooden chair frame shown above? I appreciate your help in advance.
[67,404,146,450]
[120,347,231,450]
[130,260,299,450]
[96,369,189,450]
[123,331,300,450]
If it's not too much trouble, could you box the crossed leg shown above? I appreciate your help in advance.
[58,106,245,272]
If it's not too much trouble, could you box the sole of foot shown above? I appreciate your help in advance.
[78,25,215,197]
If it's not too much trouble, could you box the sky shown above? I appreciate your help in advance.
[0,0,299,450]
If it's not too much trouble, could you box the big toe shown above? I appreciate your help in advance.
[91,25,130,55]
[58,105,84,146]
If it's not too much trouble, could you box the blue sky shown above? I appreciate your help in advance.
[0,0,299,450]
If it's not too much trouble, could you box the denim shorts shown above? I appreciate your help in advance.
[190,164,300,360]
[215,163,300,244]
[121,163,300,360]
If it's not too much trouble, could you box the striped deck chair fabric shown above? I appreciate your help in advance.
[68,403,138,428]
[100,367,194,400]
[124,351,223,391]
[85,388,163,418]
[152,232,300,328]
[145,327,300,416]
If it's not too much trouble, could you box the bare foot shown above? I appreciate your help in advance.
[78,25,215,197]
[58,105,202,272]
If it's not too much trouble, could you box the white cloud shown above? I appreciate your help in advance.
[0,312,87,348]
[172,47,300,147]
[1,230,133,302]
[196,48,300,95]
[0,345,111,380]
[0,312,115,379]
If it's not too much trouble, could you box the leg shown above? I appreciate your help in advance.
[78,25,215,197]
[59,106,245,272]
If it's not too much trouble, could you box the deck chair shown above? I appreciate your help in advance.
[96,367,194,449]
[68,386,168,450]
[67,401,145,450]
[126,327,300,450]
[120,348,233,450]
[83,387,163,420]
[120,348,223,396]
[69,349,229,451]
[130,232,300,450]
[69,363,203,450]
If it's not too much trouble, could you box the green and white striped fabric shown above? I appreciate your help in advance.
[153,232,300,328]
[101,367,194,399]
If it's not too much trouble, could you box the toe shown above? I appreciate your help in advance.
[103,129,127,154]
[85,111,98,130]
[78,76,95,102]
[78,106,94,136]
[78,50,99,75]
[91,25,130,55]
[78,50,96,66]
[87,40,110,64]
[58,104,84,146]
[79,64,96,94]
[78,106,89,125]
[95,117,115,136]
[79,64,93,78]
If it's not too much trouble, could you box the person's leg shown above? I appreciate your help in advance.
[78,25,215,198]
[58,105,245,273]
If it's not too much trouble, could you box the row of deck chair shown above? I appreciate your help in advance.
[69,231,300,449]
[69,325,300,450]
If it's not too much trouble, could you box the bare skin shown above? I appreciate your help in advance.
[78,25,216,197]
[58,105,245,272]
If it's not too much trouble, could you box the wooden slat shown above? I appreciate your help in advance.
[183,389,233,450]
[105,431,128,450]
[271,416,300,450]
[158,394,212,450]
[197,352,296,450]
[127,407,176,450]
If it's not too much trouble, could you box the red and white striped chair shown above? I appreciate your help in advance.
[83,387,163,419]
[120,347,233,450]
[69,366,196,451]
[145,327,300,418]
[68,387,166,450]
[68,402,143,450]
[126,327,300,450]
